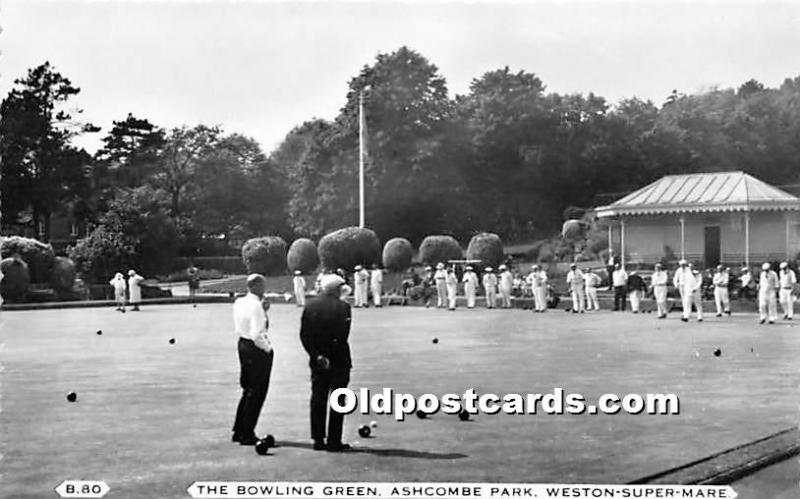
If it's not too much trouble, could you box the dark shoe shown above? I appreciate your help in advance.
[238,434,258,446]
[313,440,327,451]
[327,442,352,452]
[697,318,703,322]
[716,314,722,317]
[681,318,688,322]
[726,310,732,316]
[760,319,766,324]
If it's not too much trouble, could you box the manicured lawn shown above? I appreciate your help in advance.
[1,305,797,498]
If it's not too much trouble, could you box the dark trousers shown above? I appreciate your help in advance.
[613,286,627,311]
[233,338,273,439]
[310,369,350,444]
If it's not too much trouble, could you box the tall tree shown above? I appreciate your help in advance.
[95,113,165,189]
[0,62,98,240]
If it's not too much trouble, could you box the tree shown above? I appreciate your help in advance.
[0,62,98,239]
[95,113,165,189]
[156,124,220,217]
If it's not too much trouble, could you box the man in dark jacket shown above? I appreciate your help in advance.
[299,274,353,452]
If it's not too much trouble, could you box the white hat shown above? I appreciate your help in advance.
[762,262,771,270]
[532,264,539,270]
[570,263,576,268]
[128,269,136,276]
[354,265,362,271]
[780,261,788,269]
[741,267,749,272]
[294,270,302,275]
[115,272,124,279]
[678,259,687,265]
[499,264,507,270]
[425,266,432,271]
[485,267,493,272]
[466,265,473,271]
[436,262,445,269]
[320,274,346,294]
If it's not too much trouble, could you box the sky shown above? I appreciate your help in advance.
[1,1,799,155]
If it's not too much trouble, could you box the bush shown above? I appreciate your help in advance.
[466,233,504,268]
[69,226,137,284]
[318,227,381,271]
[382,238,414,271]
[287,238,319,274]
[418,235,463,265]
[241,236,288,275]
[0,236,56,284]
[0,257,31,302]
[51,256,77,291]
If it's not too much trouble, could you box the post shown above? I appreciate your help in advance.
[607,224,613,255]
[679,217,686,260]
[785,213,791,260]
[744,212,750,266]
[358,89,366,229]
[620,219,626,268]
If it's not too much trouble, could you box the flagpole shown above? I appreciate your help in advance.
[358,88,365,228]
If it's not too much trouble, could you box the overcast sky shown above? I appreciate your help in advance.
[2,1,799,155]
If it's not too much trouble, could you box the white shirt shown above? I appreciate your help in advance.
[612,269,628,287]
[585,272,601,288]
[672,267,695,292]
[566,269,585,290]
[779,269,796,289]
[712,272,729,287]
[110,277,127,293]
[500,271,513,289]
[371,269,383,286]
[650,271,668,287]
[462,271,479,287]
[233,293,272,353]
[482,273,498,290]
[293,275,306,293]
[760,271,779,294]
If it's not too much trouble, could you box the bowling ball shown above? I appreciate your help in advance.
[169,338,176,344]
[66,392,77,402]
[432,338,438,344]
[358,425,371,438]
[255,439,271,455]
[713,348,722,357]
[96,330,102,335]
[458,409,470,421]
[416,410,427,419]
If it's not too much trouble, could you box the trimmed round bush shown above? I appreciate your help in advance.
[382,238,414,272]
[418,235,462,266]
[51,256,77,291]
[318,227,381,272]
[242,236,288,276]
[466,232,504,268]
[0,235,55,283]
[0,257,31,302]
[287,238,319,274]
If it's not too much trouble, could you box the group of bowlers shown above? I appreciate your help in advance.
[108,269,145,312]
[233,272,354,452]
[609,260,798,324]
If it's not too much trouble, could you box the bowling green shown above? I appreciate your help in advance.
[1,304,797,498]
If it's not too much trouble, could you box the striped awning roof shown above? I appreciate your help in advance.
[595,171,800,218]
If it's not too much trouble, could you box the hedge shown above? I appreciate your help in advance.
[466,233,504,268]
[382,237,414,271]
[51,256,77,291]
[318,227,381,272]
[0,235,56,284]
[418,235,462,265]
[241,236,288,275]
[0,257,31,302]
[287,238,319,274]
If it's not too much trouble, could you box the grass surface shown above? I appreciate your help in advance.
[1,305,798,498]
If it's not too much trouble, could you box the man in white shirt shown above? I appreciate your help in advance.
[293,270,307,307]
[712,265,731,317]
[232,274,274,446]
[611,263,628,311]
[498,264,513,308]
[673,260,698,322]
[778,261,797,320]
[584,268,602,311]
[434,263,448,308]
[759,262,779,324]
[566,263,586,313]
[527,265,548,312]
[353,265,365,307]
[462,266,479,308]
[370,264,383,307]
[482,267,498,309]
[650,263,669,319]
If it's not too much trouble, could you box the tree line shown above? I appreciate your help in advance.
[2,48,800,267]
